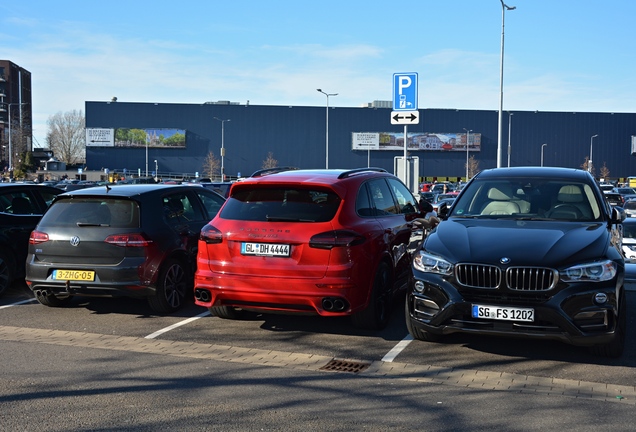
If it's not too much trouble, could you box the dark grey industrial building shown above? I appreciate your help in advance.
[85,100,636,182]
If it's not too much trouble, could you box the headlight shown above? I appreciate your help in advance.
[413,251,453,275]
[561,260,617,282]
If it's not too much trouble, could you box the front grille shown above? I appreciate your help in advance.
[456,264,557,292]
[506,267,557,291]
[456,264,501,289]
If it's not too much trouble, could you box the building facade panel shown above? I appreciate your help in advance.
[85,101,636,182]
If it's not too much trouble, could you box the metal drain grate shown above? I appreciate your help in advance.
[319,358,371,374]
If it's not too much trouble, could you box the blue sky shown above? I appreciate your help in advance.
[2,0,635,147]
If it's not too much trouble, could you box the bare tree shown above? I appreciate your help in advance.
[262,152,278,169]
[600,163,610,180]
[466,155,480,179]
[46,110,86,165]
[202,151,221,180]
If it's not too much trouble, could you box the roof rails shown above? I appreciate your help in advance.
[337,167,387,179]
[249,167,299,178]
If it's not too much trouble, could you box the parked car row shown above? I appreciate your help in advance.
[1,167,629,358]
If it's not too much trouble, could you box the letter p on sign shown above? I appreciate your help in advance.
[392,72,418,111]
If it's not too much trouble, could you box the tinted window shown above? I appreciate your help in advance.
[40,198,140,228]
[192,189,225,219]
[367,179,398,216]
[220,187,340,222]
[0,191,36,215]
[163,193,205,224]
[387,178,418,214]
[623,223,636,239]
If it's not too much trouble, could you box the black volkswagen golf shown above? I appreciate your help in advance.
[25,184,225,313]
[406,167,626,357]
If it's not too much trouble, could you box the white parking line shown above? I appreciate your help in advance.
[144,310,211,339]
[382,333,413,362]
[0,298,37,310]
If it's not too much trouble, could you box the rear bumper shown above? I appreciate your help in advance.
[194,270,367,316]
[25,258,154,298]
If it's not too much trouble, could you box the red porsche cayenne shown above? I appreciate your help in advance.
[194,167,426,329]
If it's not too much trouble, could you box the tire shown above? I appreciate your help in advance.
[590,290,626,358]
[34,290,73,307]
[148,258,189,314]
[404,297,441,342]
[351,262,392,330]
[0,250,14,296]
[209,305,244,320]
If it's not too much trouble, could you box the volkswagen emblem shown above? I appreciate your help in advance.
[70,236,80,247]
[500,257,511,265]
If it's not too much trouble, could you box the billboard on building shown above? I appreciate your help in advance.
[86,128,115,147]
[352,132,481,152]
[114,128,186,148]
[86,128,186,148]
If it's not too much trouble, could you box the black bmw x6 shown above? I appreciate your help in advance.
[406,167,626,357]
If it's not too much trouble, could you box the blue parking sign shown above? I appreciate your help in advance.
[393,73,418,111]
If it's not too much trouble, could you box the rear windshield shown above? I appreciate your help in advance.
[40,198,140,228]
[219,187,340,222]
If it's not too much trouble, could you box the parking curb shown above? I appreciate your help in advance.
[0,325,633,405]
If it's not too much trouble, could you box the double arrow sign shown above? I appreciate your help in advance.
[390,110,419,125]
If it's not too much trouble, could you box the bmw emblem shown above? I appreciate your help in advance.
[70,236,80,246]
[500,257,511,265]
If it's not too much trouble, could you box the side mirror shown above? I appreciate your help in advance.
[418,198,433,214]
[612,206,626,224]
[438,202,449,219]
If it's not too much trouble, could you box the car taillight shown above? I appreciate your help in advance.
[104,233,153,247]
[309,230,366,250]
[200,224,223,244]
[29,230,49,244]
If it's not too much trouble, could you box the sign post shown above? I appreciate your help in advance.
[392,73,419,191]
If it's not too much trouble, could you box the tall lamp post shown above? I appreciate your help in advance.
[8,102,28,171]
[589,134,598,175]
[317,89,337,169]
[464,128,472,182]
[497,0,516,168]
[154,159,158,180]
[541,143,547,167]
[507,112,513,167]
[214,117,231,180]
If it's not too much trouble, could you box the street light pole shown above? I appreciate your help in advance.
[317,89,337,169]
[8,102,28,171]
[464,128,472,182]
[497,0,516,168]
[541,143,547,167]
[589,134,598,175]
[507,112,513,167]
[154,159,158,180]
[214,117,231,180]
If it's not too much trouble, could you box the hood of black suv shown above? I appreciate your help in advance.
[425,218,610,267]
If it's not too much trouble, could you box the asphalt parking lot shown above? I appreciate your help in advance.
[2,274,635,405]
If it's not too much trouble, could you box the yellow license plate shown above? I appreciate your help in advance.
[52,270,95,281]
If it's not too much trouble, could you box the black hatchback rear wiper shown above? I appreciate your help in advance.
[76,222,110,227]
